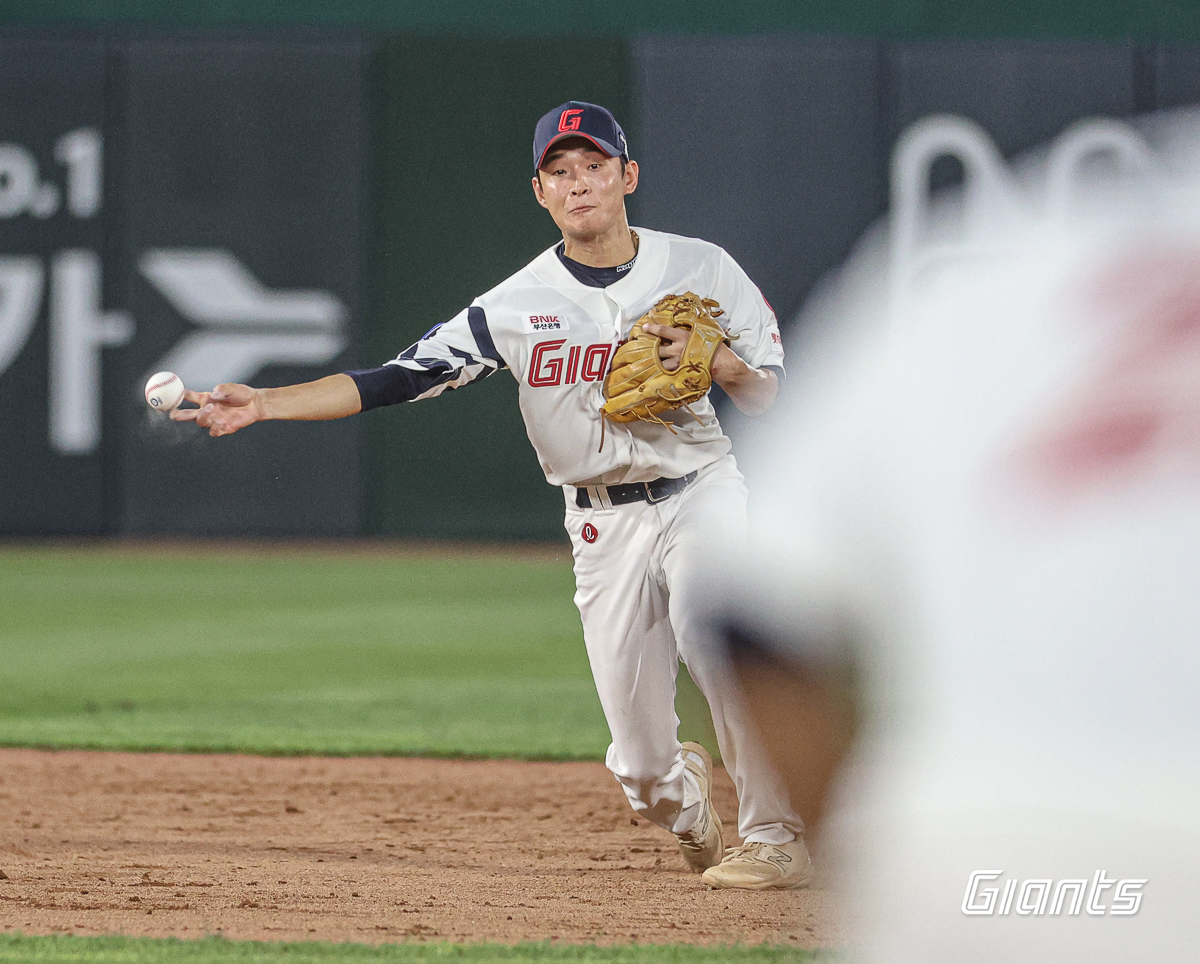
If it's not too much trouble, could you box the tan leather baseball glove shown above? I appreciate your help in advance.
[601,292,729,426]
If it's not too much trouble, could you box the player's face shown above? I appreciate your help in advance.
[532,141,638,242]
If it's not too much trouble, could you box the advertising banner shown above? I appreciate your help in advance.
[0,36,367,536]
[116,38,367,536]
[0,38,113,533]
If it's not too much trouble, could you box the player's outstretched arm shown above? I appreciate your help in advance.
[170,373,362,438]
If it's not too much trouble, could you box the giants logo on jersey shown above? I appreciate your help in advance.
[528,339,613,387]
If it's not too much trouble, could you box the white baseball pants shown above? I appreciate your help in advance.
[564,455,803,845]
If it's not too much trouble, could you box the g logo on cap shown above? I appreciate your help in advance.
[534,101,628,173]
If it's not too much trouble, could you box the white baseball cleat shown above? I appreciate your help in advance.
[674,741,724,873]
[701,838,814,890]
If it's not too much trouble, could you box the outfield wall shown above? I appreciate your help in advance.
[0,34,368,536]
[9,0,1200,41]
[3,31,1199,539]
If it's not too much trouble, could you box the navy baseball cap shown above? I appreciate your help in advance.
[533,101,628,172]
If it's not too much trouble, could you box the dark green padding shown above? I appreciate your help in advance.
[7,0,1200,41]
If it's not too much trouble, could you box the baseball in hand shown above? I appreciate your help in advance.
[145,371,185,411]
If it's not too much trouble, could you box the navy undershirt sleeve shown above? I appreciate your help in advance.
[345,364,453,412]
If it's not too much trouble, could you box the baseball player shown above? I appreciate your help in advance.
[713,113,1200,956]
[172,101,808,890]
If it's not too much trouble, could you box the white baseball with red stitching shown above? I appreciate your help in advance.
[144,371,185,411]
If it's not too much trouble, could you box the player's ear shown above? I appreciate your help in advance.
[531,174,549,209]
[623,159,639,196]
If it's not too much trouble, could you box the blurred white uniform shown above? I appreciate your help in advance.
[730,114,1200,960]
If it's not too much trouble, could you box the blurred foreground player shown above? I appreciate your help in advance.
[715,112,1200,958]
[171,102,807,889]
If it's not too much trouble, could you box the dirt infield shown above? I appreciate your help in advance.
[0,749,837,947]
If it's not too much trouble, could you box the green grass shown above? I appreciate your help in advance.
[0,543,719,760]
[0,934,824,962]
[0,543,610,759]
[0,544,756,963]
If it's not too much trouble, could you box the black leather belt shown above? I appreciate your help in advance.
[574,471,697,509]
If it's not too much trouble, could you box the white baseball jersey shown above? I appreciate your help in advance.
[724,128,1200,958]
[349,227,784,486]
